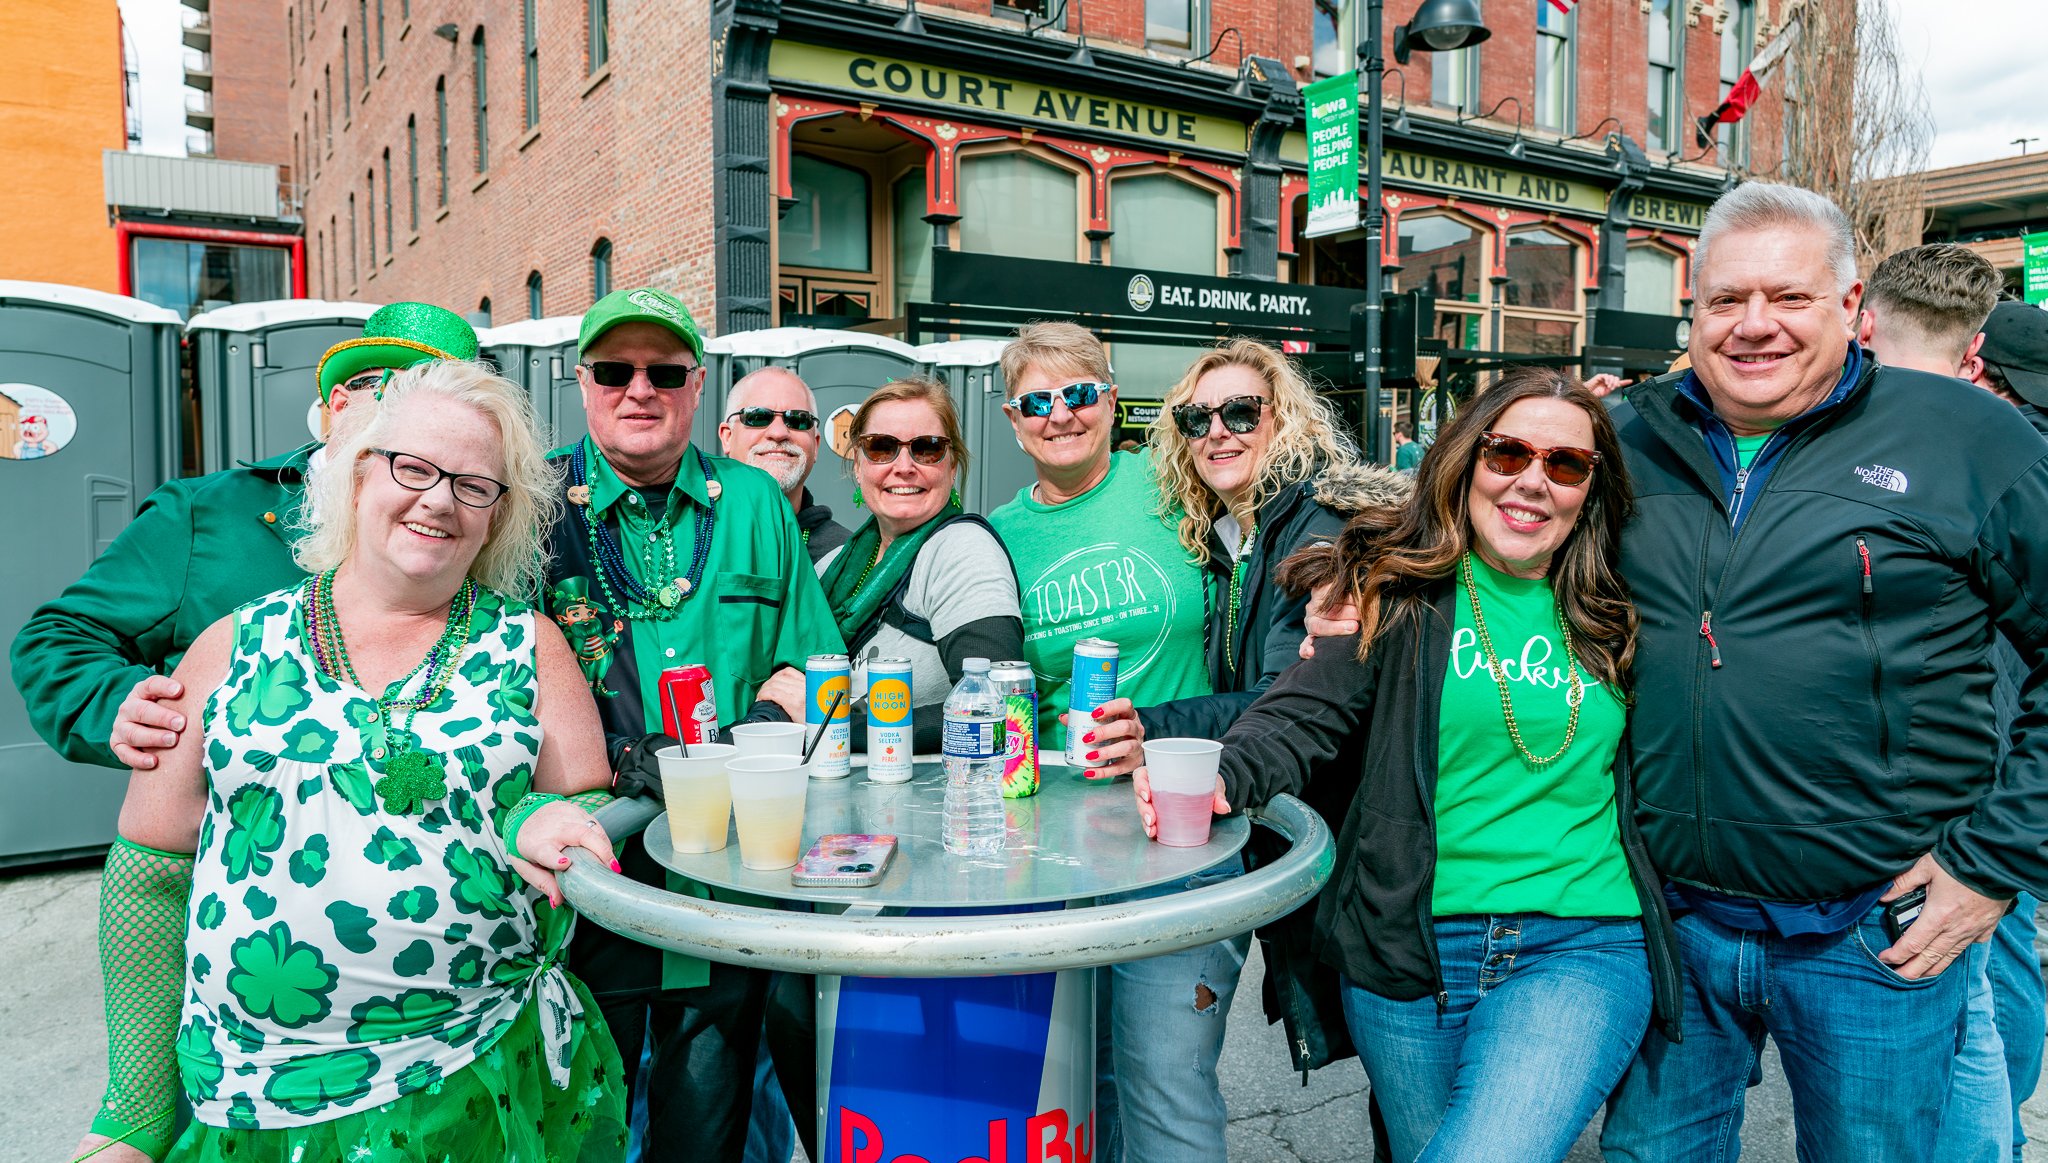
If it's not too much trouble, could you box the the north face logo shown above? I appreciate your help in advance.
[628,289,682,320]
[1853,464,1909,493]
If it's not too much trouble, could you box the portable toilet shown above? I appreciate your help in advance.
[916,338,1031,515]
[0,281,182,866]
[477,316,584,450]
[704,328,921,524]
[186,299,377,473]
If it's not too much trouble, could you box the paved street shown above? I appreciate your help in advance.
[8,861,2048,1162]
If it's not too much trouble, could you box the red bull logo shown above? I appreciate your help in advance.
[837,1107,1094,1163]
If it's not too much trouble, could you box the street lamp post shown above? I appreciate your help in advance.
[1358,0,1488,462]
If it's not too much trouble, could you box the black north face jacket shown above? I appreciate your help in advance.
[1612,359,2048,902]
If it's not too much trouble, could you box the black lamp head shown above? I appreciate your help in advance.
[1393,0,1491,65]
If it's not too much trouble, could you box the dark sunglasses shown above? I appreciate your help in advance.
[371,448,509,507]
[338,369,390,395]
[1172,395,1270,440]
[856,434,952,465]
[1477,432,1600,487]
[1006,381,1106,418]
[582,360,699,390]
[727,406,819,432]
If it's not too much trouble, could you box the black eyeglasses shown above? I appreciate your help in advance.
[581,361,700,390]
[856,434,952,465]
[371,449,509,507]
[1006,381,1106,418]
[727,406,819,432]
[1476,432,1600,487]
[1172,395,1269,440]
[338,369,389,395]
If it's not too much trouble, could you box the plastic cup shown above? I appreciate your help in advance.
[1143,738,1224,848]
[728,722,806,758]
[727,755,810,870]
[657,743,737,854]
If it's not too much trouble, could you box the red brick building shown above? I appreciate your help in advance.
[290,0,1792,355]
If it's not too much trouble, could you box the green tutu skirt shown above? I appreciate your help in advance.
[165,976,626,1163]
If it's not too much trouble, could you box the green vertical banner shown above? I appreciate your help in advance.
[2026,232,2048,306]
[1303,72,1360,239]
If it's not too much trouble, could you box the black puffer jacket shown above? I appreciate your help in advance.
[1216,586,1683,1038]
[1614,362,2048,901]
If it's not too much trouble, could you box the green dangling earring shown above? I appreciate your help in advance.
[852,487,864,508]
[950,488,962,508]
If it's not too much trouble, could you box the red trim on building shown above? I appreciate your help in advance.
[115,221,307,300]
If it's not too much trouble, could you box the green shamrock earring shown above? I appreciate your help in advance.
[852,487,864,508]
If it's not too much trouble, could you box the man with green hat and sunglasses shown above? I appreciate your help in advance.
[10,301,479,774]
[540,286,840,1161]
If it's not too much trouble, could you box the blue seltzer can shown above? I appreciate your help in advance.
[990,661,1039,798]
[806,653,853,779]
[1064,638,1120,768]
[865,658,915,784]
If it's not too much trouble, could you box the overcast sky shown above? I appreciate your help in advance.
[118,0,2045,169]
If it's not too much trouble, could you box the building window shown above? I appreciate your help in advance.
[1431,43,1480,112]
[527,271,543,319]
[1624,243,1683,314]
[289,7,298,63]
[406,116,419,229]
[472,29,489,172]
[588,0,608,72]
[1502,226,1581,354]
[591,238,612,301]
[1391,212,1488,349]
[1719,0,1757,165]
[1534,0,1574,132]
[476,297,493,327]
[382,150,394,254]
[314,228,324,297]
[992,0,1062,30]
[1647,0,1682,154]
[348,192,359,287]
[402,0,410,20]
[132,237,292,319]
[523,0,540,129]
[323,67,332,149]
[784,155,872,273]
[1145,0,1203,52]
[365,172,377,265]
[435,77,449,203]
[1110,172,1221,387]
[376,0,385,59]
[958,151,1079,262]
[891,171,929,314]
[358,0,370,78]
[1312,0,1354,79]
[342,30,352,113]
[328,217,337,297]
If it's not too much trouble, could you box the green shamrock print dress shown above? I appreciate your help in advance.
[169,583,625,1162]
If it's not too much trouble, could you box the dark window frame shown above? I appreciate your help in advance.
[472,28,490,173]
[591,238,612,302]
[523,0,540,129]
[435,77,450,204]
[588,0,608,72]
[527,270,544,319]
[407,115,420,229]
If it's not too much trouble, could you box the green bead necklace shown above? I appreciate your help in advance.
[1223,520,1257,673]
[307,569,478,814]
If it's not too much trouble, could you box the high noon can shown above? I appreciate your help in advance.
[806,653,853,779]
[865,658,914,784]
[658,664,720,745]
[1064,639,1120,768]
[990,661,1040,798]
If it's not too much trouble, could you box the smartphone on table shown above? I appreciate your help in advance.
[791,834,898,888]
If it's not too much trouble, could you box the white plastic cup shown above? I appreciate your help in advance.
[728,722,806,758]
[727,755,810,870]
[657,743,737,854]
[1142,738,1224,848]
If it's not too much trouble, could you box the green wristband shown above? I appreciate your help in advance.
[502,792,565,855]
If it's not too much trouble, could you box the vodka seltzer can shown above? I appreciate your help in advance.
[865,658,915,784]
[1064,638,1120,768]
[989,661,1040,798]
[658,664,719,745]
[805,653,853,779]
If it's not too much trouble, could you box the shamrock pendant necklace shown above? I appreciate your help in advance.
[307,568,477,814]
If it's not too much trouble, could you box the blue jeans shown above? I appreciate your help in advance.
[1934,944,2012,1162]
[1342,914,1650,1163]
[741,1030,796,1163]
[1094,859,1250,1163]
[1601,904,1973,1163]
[1990,895,2044,1162]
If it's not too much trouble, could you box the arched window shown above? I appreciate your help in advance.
[381,149,393,253]
[1109,172,1223,389]
[357,0,369,76]
[342,29,352,111]
[591,238,613,301]
[471,29,489,172]
[435,77,449,204]
[1392,212,1489,350]
[784,154,871,272]
[958,151,1079,262]
[1502,226,1583,354]
[527,271,543,319]
[375,0,385,59]
[365,171,377,264]
[406,116,419,229]
[1624,243,1684,315]
[588,0,608,72]
[475,297,493,327]
[348,192,359,287]
[522,0,539,130]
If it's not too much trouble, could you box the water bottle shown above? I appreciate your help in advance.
[943,658,1007,857]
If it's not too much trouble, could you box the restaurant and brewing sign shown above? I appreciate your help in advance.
[930,251,1366,333]
[1302,72,1361,238]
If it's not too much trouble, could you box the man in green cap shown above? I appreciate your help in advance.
[541,286,841,1160]
[10,301,478,770]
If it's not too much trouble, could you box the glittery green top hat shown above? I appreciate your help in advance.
[579,287,705,363]
[316,302,481,403]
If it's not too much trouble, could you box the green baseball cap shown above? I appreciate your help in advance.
[579,287,705,364]
[316,301,480,403]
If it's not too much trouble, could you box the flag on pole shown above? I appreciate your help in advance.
[1695,17,1802,148]
[1546,0,1578,12]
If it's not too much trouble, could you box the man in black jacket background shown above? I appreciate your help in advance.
[1594,184,2048,1162]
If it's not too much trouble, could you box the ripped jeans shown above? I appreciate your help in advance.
[1094,857,1250,1163]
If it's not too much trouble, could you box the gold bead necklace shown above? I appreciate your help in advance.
[1461,551,1585,766]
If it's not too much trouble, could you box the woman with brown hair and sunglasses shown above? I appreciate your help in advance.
[1133,368,1681,1163]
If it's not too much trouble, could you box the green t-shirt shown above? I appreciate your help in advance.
[1395,440,1425,472]
[1432,554,1638,918]
[1733,432,1771,470]
[989,450,1212,750]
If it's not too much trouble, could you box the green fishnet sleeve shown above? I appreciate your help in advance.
[89,838,194,1161]
[566,789,614,814]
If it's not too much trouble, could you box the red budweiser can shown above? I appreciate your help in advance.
[658,664,720,745]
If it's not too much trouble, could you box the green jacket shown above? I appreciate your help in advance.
[11,445,317,769]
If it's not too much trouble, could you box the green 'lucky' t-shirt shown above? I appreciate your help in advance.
[1432,553,1638,918]
[990,450,1212,752]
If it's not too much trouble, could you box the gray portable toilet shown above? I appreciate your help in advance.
[704,328,922,523]
[477,316,584,450]
[186,299,376,473]
[917,338,1031,515]
[0,280,182,867]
